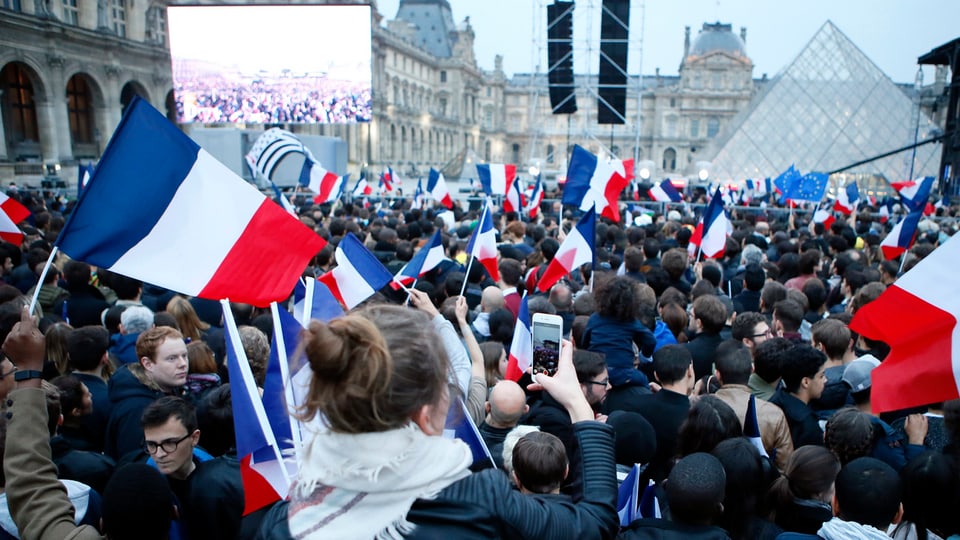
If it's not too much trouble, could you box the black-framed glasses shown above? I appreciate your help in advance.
[142,432,193,455]
[751,329,774,338]
[585,378,609,387]
[0,364,17,379]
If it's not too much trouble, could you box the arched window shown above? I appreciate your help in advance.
[120,82,148,116]
[662,148,677,172]
[66,75,94,145]
[1,63,40,158]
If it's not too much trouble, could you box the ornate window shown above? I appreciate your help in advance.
[110,0,126,37]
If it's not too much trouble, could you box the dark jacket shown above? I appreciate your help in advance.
[405,422,619,540]
[185,453,262,540]
[49,435,116,494]
[732,289,761,315]
[72,373,110,453]
[108,332,140,365]
[51,284,110,328]
[620,518,732,539]
[684,332,724,381]
[104,364,166,460]
[773,498,833,536]
[626,389,690,482]
[768,389,824,449]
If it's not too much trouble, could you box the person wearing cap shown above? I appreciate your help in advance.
[844,356,928,471]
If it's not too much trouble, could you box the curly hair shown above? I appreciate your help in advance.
[824,407,876,465]
[593,275,641,322]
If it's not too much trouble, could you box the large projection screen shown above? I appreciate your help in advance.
[167,4,372,125]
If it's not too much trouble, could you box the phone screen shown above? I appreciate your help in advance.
[532,318,562,377]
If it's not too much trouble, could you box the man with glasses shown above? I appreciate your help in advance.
[140,396,204,483]
[731,311,773,352]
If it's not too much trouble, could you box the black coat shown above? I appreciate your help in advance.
[620,518,732,540]
[185,453,263,540]
[104,365,166,460]
[768,389,824,449]
[51,284,110,328]
[406,422,619,539]
[50,435,116,494]
[625,389,690,482]
[685,332,725,381]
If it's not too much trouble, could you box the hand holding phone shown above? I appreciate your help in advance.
[531,313,563,380]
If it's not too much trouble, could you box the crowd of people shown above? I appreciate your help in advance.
[0,184,958,540]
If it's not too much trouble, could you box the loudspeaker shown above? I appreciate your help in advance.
[547,1,577,114]
[598,0,629,124]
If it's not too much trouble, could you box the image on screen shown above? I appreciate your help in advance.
[167,4,372,125]
[532,321,561,376]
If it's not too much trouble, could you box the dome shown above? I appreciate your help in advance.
[688,22,747,59]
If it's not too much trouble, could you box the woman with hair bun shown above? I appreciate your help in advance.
[768,445,840,535]
[287,290,619,539]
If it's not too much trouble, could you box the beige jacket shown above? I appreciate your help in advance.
[715,384,794,471]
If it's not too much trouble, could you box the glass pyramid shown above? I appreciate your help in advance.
[706,21,941,191]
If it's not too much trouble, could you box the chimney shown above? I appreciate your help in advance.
[684,26,690,57]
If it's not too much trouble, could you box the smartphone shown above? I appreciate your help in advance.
[531,313,563,380]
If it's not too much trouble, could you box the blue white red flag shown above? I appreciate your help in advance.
[318,232,394,310]
[269,180,296,216]
[745,394,770,458]
[77,162,95,198]
[504,296,532,381]
[222,300,291,515]
[413,178,425,209]
[688,188,730,259]
[638,479,661,519]
[526,175,545,219]
[851,232,960,413]
[465,204,499,281]
[427,168,454,209]
[880,209,923,260]
[834,181,860,215]
[380,167,395,192]
[292,276,344,327]
[503,176,525,214]
[891,176,933,212]
[395,229,447,285]
[476,163,517,196]
[351,176,372,197]
[617,463,641,527]
[813,208,836,230]
[443,396,494,467]
[537,206,596,292]
[0,192,31,245]
[562,144,631,222]
[648,180,683,203]
[300,160,346,204]
[55,96,325,306]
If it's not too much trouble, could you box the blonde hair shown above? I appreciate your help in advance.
[44,322,73,376]
[166,296,210,341]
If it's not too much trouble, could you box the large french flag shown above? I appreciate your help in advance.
[300,160,345,204]
[834,181,860,215]
[318,233,394,310]
[647,179,683,203]
[503,177,524,214]
[526,175,545,219]
[504,296,532,381]
[891,177,933,212]
[55,96,325,307]
[562,144,631,222]
[222,300,291,515]
[851,233,960,413]
[427,168,454,209]
[537,206,596,292]
[465,204,499,282]
[395,229,447,285]
[476,163,517,196]
[0,192,30,245]
[688,188,730,259]
[292,277,343,327]
[880,210,922,260]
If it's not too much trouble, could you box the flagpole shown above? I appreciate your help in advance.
[897,251,909,276]
[28,246,58,316]
[459,256,475,297]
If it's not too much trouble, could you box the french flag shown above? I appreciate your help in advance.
[688,188,730,259]
[351,176,372,197]
[395,229,447,285]
[880,210,922,261]
[851,232,960,413]
[562,144,631,223]
[617,463,641,527]
[504,296,532,381]
[647,179,683,203]
[0,192,31,245]
[476,163,517,196]
[380,167,395,192]
[318,233,394,309]
[443,397,494,467]
[503,176,524,214]
[526,175,545,219]
[465,204,499,282]
[638,479,661,519]
[537,206,596,292]
[427,168,454,209]
[292,277,343,327]
[745,394,770,458]
[413,179,425,209]
[834,181,860,215]
[891,177,934,212]
[222,300,291,515]
[300,160,346,204]
[268,180,296,216]
[812,208,836,230]
[77,162,95,198]
[55,96,325,307]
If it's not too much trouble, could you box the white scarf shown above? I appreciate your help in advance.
[288,423,472,540]
[818,517,891,540]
